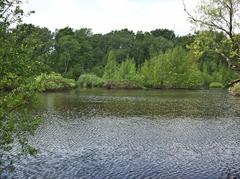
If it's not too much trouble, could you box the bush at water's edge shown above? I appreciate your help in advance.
[77,74,104,88]
[36,73,76,92]
[229,82,240,96]
[209,82,224,89]
[39,72,237,91]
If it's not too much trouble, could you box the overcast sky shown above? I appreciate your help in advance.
[22,0,198,35]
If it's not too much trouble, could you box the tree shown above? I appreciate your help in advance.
[150,29,176,41]
[51,27,97,79]
[183,0,240,70]
[57,35,80,73]
[0,0,42,174]
[117,57,136,81]
[0,0,34,26]
[12,23,53,71]
[103,51,118,80]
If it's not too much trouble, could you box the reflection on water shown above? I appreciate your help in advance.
[7,89,240,178]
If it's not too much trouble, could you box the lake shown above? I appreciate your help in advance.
[9,89,240,178]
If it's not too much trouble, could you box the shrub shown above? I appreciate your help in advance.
[35,73,76,92]
[229,82,240,96]
[77,74,104,88]
[183,71,203,89]
[209,82,224,89]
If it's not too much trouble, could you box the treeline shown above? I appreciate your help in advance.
[10,24,237,89]
[49,27,179,79]
[79,46,235,89]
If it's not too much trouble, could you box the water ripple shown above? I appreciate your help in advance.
[3,89,240,179]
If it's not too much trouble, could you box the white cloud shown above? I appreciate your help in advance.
[22,0,198,35]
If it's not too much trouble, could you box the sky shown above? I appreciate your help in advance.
[22,0,198,35]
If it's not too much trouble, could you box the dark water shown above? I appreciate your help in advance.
[9,89,240,178]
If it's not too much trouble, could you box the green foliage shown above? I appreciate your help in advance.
[189,31,229,59]
[12,24,53,70]
[0,81,43,174]
[185,0,240,70]
[46,26,239,87]
[35,73,76,92]
[209,82,224,89]
[103,51,118,80]
[100,45,237,89]
[117,58,136,81]
[101,47,207,89]
[150,29,176,40]
[139,47,203,88]
[1,0,239,175]
[199,52,238,87]
[77,74,104,88]
[51,27,98,79]
[101,51,143,88]
[48,28,177,79]
[0,1,48,173]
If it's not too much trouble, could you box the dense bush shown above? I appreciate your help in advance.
[209,82,224,89]
[77,74,104,88]
[35,73,76,92]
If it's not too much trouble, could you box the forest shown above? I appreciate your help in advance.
[2,24,238,91]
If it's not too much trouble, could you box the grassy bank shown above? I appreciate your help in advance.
[34,72,228,92]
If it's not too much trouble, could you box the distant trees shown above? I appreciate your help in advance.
[49,28,176,79]
[1,17,235,90]
[37,24,237,89]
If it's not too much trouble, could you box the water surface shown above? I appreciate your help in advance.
[10,89,240,178]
